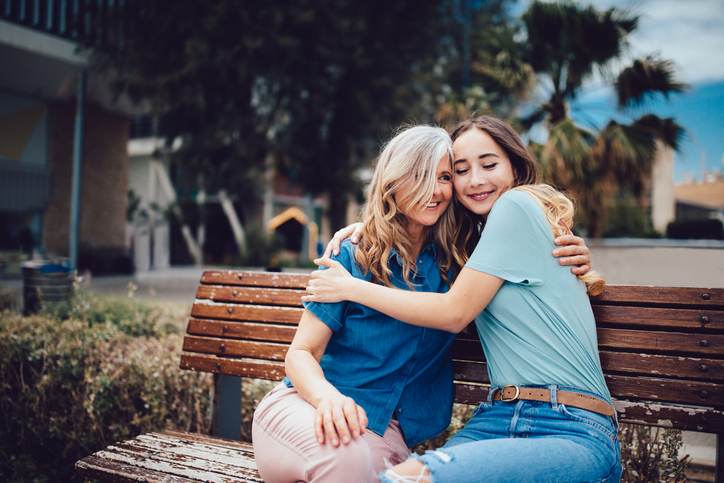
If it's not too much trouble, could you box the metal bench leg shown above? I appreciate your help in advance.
[212,374,242,440]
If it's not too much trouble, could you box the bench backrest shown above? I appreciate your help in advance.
[180,270,724,433]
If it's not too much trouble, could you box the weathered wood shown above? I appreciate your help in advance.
[187,318,296,343]
[196,285,304,307]
[201,271,309,289]
[593,305,724,332]
[452,384,724,433]
[597,328,723,357]
[191,301,303,325]
[182,336,288,361]
[76,454,199,482]
[604,374,724,408]
[180,353,285,380]
[599,351,724,383]
[592,286,724,308]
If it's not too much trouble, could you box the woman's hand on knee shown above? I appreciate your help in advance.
[314,393,368,447]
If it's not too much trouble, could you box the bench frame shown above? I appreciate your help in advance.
[77,270,724,482]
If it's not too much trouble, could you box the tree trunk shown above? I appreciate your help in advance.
[327,188,349,234]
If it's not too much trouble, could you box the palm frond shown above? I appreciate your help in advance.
[632,114,687,151]
[616,56,688,108]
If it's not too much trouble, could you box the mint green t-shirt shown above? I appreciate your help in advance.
[465,189,611,400]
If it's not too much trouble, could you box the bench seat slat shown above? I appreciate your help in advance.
[187,318,296,343]
[592,286,724,308]
[454,328,723,359]
[453,384,724,432]
[196,285,304,307]
[183,336,288,361]
[180,353,285,380]
[191,301,303,325]
[604,374,724,408]
[598,328,723,357]
[76,454,199,482]
[593,305,724,332]
[201,271,309,288]
[453,353,724,384]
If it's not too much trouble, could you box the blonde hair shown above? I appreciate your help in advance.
[355,125,465,287]
[513,184,605,296]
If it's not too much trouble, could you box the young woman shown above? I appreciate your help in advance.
[302,116,621,483]
[251,125,592,483]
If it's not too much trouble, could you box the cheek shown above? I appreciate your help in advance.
[453,176,466,198]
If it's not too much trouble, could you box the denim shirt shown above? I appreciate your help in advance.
[285,239,455,447]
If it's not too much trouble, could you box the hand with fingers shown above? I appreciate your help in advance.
[323,223,364,258]
[552,234,592,276]
[302,258,356,303]
[314,391,368,447]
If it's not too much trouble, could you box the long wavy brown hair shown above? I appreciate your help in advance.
[354,125,466,287]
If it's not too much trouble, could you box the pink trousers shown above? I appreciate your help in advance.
[251,384,410,483]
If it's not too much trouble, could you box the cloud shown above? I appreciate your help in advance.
[526,0,724,84]
[587,0,724,83]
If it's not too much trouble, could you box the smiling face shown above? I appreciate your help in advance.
[452,127,515,216]
[401,154,453,229]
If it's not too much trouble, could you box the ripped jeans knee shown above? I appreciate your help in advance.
[378,450,453,483]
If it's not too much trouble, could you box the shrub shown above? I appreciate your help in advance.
[619,423,690,482]
[666,219,724,240]
[0,296,212,482]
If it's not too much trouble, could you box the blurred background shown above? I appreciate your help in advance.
[0,0,722,480]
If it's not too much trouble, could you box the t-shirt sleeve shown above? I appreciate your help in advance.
[464,190,547,286]
[302,243,355,332]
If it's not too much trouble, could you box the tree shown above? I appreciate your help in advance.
[521,1,686,237]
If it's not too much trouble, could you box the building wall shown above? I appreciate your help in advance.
[650,141,675,233]
[43,100,129,256]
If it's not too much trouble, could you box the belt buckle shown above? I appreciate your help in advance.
[499,385,520,402]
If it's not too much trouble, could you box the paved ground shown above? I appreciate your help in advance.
[2,245,721,467]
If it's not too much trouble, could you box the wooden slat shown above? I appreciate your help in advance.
[182,336,287,361]
[76,454,198,482]
[180,353,285,380]
[592,285,724,308]
[201,271,310,289]
[599,351,724,382]
[604,374,724,408]
[613,400,724,433]
[454,353,724,384]
[195,285,303,307]
[598,328,723,357]
[452,384,724,432]
[593,305,724,332]
[186,318,296,343]
[190,301,303,325]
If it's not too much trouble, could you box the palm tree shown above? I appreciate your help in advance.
[522,1,686,237]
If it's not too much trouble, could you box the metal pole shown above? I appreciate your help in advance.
[69,68,86,270]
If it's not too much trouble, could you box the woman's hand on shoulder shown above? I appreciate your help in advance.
[322,223,364,258]
[315,391,368,447]
[552,234,591,276]
[302,258,356,303]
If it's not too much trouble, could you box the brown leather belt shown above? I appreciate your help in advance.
[491,386,616,417]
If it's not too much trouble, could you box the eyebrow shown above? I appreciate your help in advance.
[453,153,499,164]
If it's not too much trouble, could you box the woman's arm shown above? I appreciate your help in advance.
[303,260,503,333]
[286,309,368,446]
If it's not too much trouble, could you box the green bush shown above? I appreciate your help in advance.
[0,295,212,482]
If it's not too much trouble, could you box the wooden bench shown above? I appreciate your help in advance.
[76,270,724,482]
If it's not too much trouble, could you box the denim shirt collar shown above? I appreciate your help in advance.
[388,242,438,267]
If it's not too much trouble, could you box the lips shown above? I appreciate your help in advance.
[425,201,441,209]
[467,190,495,201]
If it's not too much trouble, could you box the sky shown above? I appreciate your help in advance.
[516,0,724,182]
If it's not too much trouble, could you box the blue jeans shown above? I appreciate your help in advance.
[384,385,621,483]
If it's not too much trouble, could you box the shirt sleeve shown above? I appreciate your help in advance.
[464,190,547,286]
[302,242,356,332]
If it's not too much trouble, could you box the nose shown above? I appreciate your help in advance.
[469,167,486,187]
[433,181,443,199]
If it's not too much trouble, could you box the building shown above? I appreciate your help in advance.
[0,0,136,272]
[675,175,724,223]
